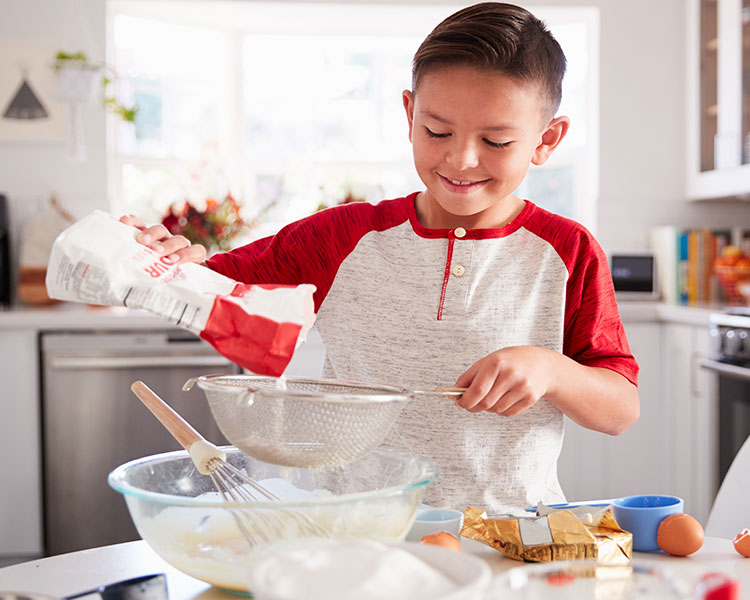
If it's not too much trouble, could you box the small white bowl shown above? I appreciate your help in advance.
[406,507,465,542]
[243,539,491,600]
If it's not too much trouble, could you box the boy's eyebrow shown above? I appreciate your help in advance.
[421,110,518,132]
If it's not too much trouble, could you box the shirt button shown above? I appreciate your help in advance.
[452,264,466,277]
[454,227,467,238]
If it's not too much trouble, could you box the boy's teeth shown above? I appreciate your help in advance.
[448,178,474,186]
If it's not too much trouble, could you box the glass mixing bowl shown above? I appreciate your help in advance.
[108,446,440,593]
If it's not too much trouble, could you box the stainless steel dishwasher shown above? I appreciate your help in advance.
[40,329,239,556]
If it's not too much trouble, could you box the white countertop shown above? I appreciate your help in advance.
[0,303,169,330]
[0,300,723,331]
[615,299,719,326]
[0,537,746,599]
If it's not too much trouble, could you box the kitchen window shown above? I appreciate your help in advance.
[107,2,599,236]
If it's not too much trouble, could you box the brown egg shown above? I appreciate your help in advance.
[657,513,704,556]
[734,529,750,557]
[420,530,462,552]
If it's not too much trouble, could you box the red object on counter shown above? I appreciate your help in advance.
[697,572,740,600]
[546,573,576,586]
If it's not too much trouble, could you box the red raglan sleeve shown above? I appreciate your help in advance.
[205,202,392,312]
[562,229,639,386]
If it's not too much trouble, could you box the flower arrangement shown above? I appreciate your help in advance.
[161,193,250,253]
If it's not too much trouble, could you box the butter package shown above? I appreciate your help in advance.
[461,505,632,566]
[46,210,316,376]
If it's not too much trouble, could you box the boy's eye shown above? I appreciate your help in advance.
[483,139,512,149]
[425,127,450,139]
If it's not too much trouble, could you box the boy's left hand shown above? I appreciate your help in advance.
[453,346,552,416]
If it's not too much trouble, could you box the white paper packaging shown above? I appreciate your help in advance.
[46,210,316,376]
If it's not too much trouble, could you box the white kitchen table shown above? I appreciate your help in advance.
[0,537,746,599]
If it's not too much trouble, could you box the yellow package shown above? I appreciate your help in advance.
[460,505,632,566]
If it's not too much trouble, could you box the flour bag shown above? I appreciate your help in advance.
[46,210,315,376]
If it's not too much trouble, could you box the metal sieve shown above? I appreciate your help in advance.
[183,374,424,469]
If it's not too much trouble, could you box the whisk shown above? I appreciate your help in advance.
[130,380,329,548]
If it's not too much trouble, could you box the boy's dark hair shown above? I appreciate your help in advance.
[412,2,566,119]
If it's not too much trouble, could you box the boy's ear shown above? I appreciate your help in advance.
[531,116,570,165]
[402,90,415,142]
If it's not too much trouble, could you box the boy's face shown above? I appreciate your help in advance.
[404,65,568,229]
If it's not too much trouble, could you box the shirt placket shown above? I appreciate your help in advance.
[437,227,470,320]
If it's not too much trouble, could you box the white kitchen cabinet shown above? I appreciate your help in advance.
[558,317,718,526]
[0,328,43,562]
[597,321,669,497]
[0,306,324,565]
[661,322,719,525]
[686,0,750,200]
[558,320,663,504]
[283,327,325,378]
[557,417,608,504]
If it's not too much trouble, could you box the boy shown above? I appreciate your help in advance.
[123,2,639,515]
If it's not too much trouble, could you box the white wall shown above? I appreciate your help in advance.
[528,0,750,251]
[1,0,749,279]
[1,0,107,303]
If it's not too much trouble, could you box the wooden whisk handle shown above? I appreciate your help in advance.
[131,380,205,450]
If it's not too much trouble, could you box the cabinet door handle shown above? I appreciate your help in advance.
[691,351,704,396]
[48,355,233,370]
[699,358,750,382]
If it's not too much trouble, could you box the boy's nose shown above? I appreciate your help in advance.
[445,139,480,170]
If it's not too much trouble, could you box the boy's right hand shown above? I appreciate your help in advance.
[119,214,207,265]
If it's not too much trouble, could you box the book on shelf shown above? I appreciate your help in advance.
[650,225,733,305]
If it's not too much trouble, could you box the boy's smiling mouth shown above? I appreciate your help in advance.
[438,173,490,192]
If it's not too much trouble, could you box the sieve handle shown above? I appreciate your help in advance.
[131,380,206,450]
[413,387,467,398]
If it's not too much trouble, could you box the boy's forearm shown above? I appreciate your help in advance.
[543,350,640,436]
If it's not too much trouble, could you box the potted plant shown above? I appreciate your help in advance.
[52,51,138,122]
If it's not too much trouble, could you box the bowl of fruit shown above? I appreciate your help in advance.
[714,245,750,304]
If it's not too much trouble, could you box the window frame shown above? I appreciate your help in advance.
[106,1,598,232]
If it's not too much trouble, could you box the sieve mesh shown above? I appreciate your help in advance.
[193,376,412,468]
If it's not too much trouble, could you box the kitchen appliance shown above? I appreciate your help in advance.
[0,194,10,306]
[702,308,750,483]
[40,329,239,556]
[610,252,658,300]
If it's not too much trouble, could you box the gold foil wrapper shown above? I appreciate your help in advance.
[461,505,632,566]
